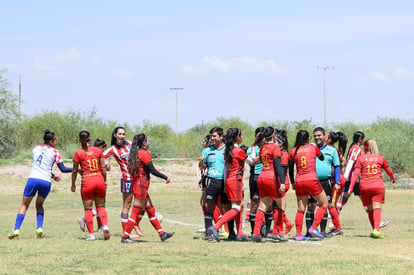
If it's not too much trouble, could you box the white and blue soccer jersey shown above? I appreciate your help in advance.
[247,145,262,175]
[28,144,63,182]
[316,144,340,180]
[202,145,225,180]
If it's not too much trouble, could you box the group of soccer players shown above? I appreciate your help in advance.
[8,127,174,242]
[200,126,396,242]
[7,125,395,242]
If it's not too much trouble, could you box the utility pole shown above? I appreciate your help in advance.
[317,66,334,129]
[170,88,183,133]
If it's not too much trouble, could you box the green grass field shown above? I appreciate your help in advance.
[1,160,413,274]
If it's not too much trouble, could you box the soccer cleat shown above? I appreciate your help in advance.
[206,226,220,242]
[309,227,325,239]
[8,229,20,239]
[327,229,344,237]
[380,220,390,229]
[228,234,250,242]
[370,229,384,239]
[121,236,138,243]
[160,232,175,242]
[295,234,310,241]
[35,228,43,239]
[103,226,110,240]
[284,222,294,235]
[86,234,96,241]
[267,233,288,242]
[204,232,215,241]
[78,218,86,232]
[251,235,266,243]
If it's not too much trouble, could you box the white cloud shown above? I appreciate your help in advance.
[369,70,390,81]
[42,48,81,65]
[90,55,103,65]
[110,69,135,80]
[394,67,414,80]
[180,56,289,76]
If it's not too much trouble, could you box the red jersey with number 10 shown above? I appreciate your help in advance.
[288,144,321,182]
[73,146,105,183]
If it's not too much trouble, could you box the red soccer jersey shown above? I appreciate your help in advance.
[103,140,132,180]
[259,143,282,179]
[226,147,247,181]
[73,146,105,183]
[352,154,390,190]
[133,149,153,186]
[288,144,321,182]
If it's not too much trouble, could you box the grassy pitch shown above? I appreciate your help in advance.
[0,160,413,274]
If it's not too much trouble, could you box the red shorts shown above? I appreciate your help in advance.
[295,180,323,197]
[81,177,106,201]
[225,176,243,202]
[133,179,150,200]
[258,176,282,200]
[360,188,385,207]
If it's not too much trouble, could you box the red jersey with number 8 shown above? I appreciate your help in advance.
[288,144,321,182]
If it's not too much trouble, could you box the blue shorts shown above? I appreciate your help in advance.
[120,179,133,193]
[23,178,52,198]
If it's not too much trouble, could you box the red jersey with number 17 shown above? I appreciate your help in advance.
[226,147,247,181]
[288,144,321,182]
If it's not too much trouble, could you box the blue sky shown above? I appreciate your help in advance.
[2,1,413,131]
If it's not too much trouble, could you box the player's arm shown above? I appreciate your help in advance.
[57,162,73,173]
[71,161,79,192]
[288,159,295,185]
[146,162,169,182]
[382,158,396,183]
[100,157,107,182]
[273,156,285,193]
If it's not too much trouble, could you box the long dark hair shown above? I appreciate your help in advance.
[329,131,348,156]
[255,126,275,145]
[224,128,241,169]
[93,139,106,148]
[293,130,309,159]
[276,129,289,151]
[79,130,91,152]
[111,126,125,146]
[127,134,147,176]
[252,127,265,146]
[43,129,56,144]
[346,131,364,157]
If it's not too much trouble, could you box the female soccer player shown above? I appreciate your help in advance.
[78,139,110,233]
[103,127,141,236]
[71,130,110,241]
[246,127,264,235]
[251,127,288,242]
[336,131,365,214]
[274,129,294,236]
[8,129,73,239]
[207,128,255,242]
[288,130,327,241]
[347,139,395,238]
[121,134,174,243]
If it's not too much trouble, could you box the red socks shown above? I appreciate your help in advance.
[85,210,94,234]
[295,211,304,235]
[312,206,327,228]
[253,210,265,236]
[147,205,164,235]
[373,208,381,231]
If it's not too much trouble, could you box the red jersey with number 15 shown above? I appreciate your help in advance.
[226,147,247,181]
[288,144,321,182]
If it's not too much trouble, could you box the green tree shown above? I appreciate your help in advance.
[0,70,20,158]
